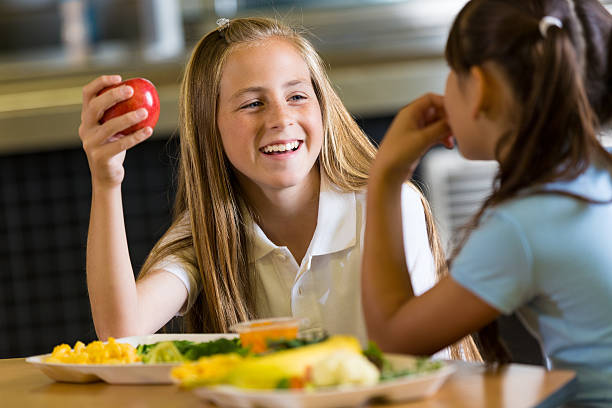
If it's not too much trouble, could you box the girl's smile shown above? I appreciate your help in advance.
[259,139,302,156]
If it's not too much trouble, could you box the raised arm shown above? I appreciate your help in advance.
[80,75,187,339]
[362,94,498,355]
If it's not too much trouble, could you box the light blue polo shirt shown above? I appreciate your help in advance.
[451,162,612,406]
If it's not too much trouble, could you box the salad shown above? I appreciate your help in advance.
[137,337,247,363]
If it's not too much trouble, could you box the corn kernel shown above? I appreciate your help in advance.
[46,339,141,364]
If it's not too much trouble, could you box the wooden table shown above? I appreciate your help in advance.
[1,358,576,407]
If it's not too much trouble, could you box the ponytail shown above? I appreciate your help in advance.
[496,19,597,200]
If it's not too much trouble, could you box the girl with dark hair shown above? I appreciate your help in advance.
[362,0,612,405]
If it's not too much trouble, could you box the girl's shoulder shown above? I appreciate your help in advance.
[543,163,612,202]
[488,165,612,237]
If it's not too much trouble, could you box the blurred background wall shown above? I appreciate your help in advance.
[2,0,610,362]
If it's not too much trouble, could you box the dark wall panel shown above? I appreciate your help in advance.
[0,138,176,358]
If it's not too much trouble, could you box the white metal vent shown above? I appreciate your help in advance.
[420,148,498,253]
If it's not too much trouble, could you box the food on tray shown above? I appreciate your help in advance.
[171,335,442,391]
[46,338,140,364]
[171,353,245,385]
[44,337,246,365]
[137,338,247,363]
[37,329,447,396]
[172,335,363,389]
[363,341,443,381]
[230,317,301,353]
[310,349,380,387]
[43,317,306,366]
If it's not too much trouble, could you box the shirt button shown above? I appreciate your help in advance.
[276,252,286,260]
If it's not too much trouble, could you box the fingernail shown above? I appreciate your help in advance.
[123,86,133,96]
[111,75,122,82]
[143,127,153,136]
[136,108,148,119]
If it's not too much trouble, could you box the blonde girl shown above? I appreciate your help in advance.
[80,17,476,358]
[363,0,612,404]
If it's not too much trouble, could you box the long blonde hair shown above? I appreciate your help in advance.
[140,17,479,360]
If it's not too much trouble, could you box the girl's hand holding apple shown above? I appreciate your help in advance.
[78,75,159,189]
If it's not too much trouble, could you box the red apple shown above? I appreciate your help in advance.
[97,77,160,135]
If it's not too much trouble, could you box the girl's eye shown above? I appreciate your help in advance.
[240,101,263,109]
[289,94,306,102]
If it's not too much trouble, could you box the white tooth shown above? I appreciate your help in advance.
[263,143,301,153]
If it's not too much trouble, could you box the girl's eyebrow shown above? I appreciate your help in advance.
[230,79,310,101]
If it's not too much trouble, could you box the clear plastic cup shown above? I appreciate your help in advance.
[230,317,302,353]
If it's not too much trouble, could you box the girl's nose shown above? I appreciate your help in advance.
[266,101,294,130]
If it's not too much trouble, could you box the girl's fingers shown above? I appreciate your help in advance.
[404,93,445,129]
[90,108,149,146]
[416,119,452,155]
[423,105,447,128]
[82,75,122,107]
[95,127,153,159]
[441,134,455,149]
[83,85,134,127]
[375,93,450,180]
[419,118,452,147]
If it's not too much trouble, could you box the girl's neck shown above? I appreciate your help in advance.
[241,166,321,264]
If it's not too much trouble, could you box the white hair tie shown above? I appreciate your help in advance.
[539,16,563,38]
[216,18,230,29]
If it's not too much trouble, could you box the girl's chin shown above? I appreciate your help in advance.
[456,145,487,161]
[233,162,320,194]
[263,176,311,190]
[258,170,319,192]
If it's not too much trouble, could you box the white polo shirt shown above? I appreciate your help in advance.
[154,173,436,346]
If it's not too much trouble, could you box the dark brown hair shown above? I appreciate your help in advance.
[445,0,612,363]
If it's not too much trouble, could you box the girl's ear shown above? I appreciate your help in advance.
[470,63,512,122]
[468,65,488,120]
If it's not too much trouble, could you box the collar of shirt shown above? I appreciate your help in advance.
[249,172,357,262]
[538,161,612,202]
